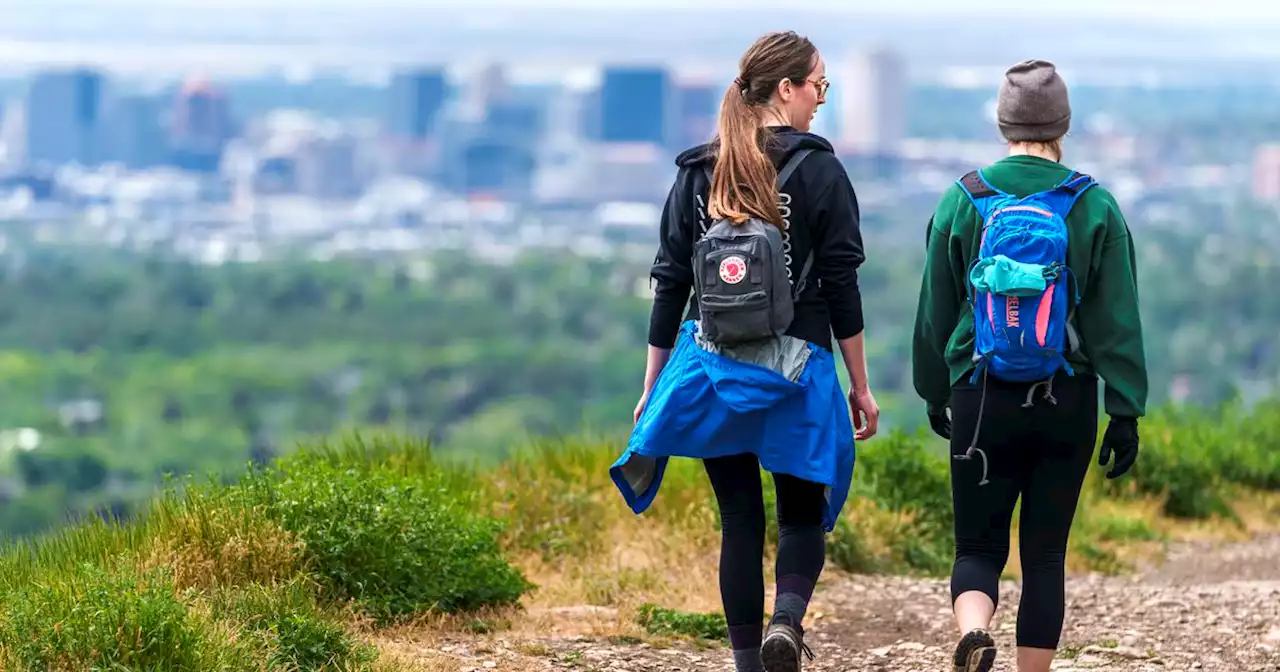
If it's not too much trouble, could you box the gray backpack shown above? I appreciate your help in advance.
[693,148,815,346]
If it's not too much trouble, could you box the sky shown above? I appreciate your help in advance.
[3,0,1279,81]
[82,0,1280,22]
[12,0,1280,22]
[415,0,1278,20]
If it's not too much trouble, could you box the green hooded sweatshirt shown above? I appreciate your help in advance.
[911,154,1149,419]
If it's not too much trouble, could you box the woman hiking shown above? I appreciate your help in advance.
[608,30,879,672]
[911,59,1148,672]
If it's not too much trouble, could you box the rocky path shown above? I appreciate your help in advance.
[392,535,1280,672]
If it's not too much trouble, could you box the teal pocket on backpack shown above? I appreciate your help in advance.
[969,255,1056,296]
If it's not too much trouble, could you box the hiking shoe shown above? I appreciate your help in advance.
[760,617,814,672]
[952,628,996,672]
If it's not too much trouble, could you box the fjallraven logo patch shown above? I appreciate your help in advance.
[719,255,747,284]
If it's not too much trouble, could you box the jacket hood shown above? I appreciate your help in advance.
[674,126,835,169]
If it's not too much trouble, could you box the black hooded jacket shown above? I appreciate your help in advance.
[647,126,866,353]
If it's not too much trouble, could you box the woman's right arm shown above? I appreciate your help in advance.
[808,159,879,437]
[808,161,868,379]
[836,333,871,392]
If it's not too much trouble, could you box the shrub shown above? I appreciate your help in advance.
[1103,409,1237,520]
[232,435,533,623]
[1208,399,1280,490]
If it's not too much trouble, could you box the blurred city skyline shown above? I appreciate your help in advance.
[3,0,1280,269]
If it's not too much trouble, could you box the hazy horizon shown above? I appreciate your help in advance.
[12,0,1280,22]
[3,0,1280,81]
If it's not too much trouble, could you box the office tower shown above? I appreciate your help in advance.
[386,68,448,140]
[675,78,719,149]
[295,128,360,200]
[24,68,104,167]
[101,94,167,169]
[170,76,235,173]
[598,65,672,146]
[840,48,907,157]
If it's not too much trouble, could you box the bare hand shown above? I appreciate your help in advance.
[634,389,651,425]
[849,386,880,441]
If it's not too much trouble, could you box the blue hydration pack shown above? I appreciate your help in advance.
[956,169,1096,385]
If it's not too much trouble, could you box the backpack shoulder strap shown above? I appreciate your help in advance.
[1035,171,1097,347]
[791,245,816,300]
[956,169,1007,220]
[1037,171,1098,219]
[776,148,815,189]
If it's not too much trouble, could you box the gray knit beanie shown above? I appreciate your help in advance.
[996,59,1071,142]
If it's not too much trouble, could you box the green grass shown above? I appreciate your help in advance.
[634,603,729,642]
[0,396,1277,666]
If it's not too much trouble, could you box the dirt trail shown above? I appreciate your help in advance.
[390,534,1280,672]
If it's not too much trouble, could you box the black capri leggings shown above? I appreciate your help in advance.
[948,369,1099,650]
[703,452,827,649]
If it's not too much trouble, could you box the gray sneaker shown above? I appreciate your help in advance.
[952,628,996,672]
[760,618,814,672]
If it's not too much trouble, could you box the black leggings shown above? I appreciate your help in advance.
[703,453,827,649]
[949,369,1099,650]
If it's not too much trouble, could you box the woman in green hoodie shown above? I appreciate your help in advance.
[910,59,1148,672]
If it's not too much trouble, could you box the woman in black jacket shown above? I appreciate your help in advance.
[634,30,879,672]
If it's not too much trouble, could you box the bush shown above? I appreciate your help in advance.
[1125,442,1234,519]
[1101,403,1261,520]
[232,435,534,623]
[1211,399,1280,490]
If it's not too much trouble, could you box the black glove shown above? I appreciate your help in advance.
[1098,415,1139,479]
[927,405,951,440]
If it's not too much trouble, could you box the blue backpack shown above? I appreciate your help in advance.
[956,169,1096,385]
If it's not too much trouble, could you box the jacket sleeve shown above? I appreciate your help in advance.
[912,187,967,413]
[810,160,866,340]
[647,172,695,349]
[1077,200,1149,418]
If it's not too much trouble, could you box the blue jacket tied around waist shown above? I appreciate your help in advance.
[610,320,856,532]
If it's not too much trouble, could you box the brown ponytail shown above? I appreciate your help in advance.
[707,31,818,228]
